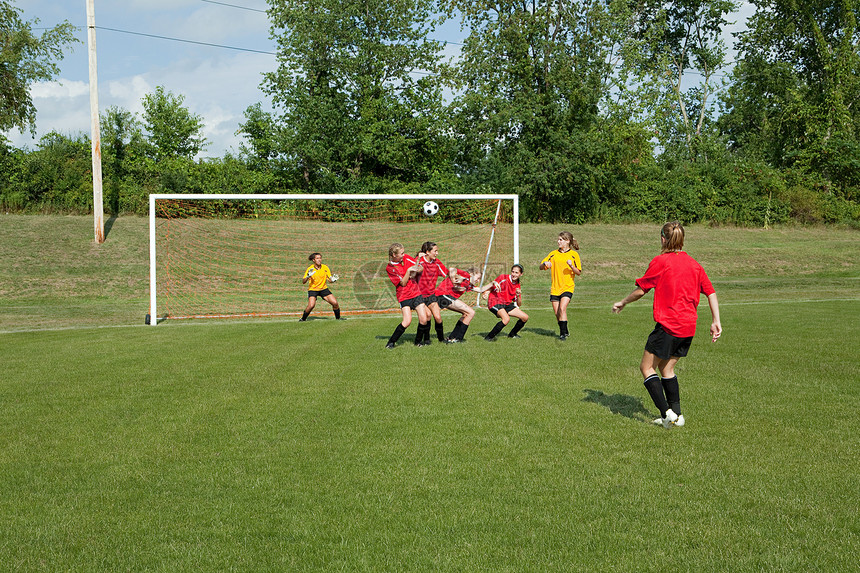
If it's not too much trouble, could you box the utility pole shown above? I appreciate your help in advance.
[86,0,104,243]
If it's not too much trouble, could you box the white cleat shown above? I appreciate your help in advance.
[656,409,678,429]
[674,414,685,427]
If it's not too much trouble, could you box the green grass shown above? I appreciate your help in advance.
[1,215,858,571]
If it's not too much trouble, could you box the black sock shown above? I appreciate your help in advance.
[662,376,680,415]
[508,319,526,337]
[448,320,462,340]
[451,320,468,340]
[334,308,341,319]
[644,374,669,417]
[435,321,446,342]
[388,324,406,345]
[415,322,429,345]
[487,321,505,339]
[301,310,310,321]
[559,320,568,336]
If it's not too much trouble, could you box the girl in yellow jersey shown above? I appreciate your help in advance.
[539,231,581,340]
[300,252,344,321]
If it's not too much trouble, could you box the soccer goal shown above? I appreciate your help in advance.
[148,194,519,324]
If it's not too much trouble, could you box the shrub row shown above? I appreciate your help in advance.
[1,135,857,226]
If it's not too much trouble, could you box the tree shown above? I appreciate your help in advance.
[264,0,450,189]
[237,103,282,170]
[141,86,206,160]
[627,0,739,161]
[720,0,860,188]
[442,0,656,221]
[0,1,79,133]
[100,106,147,213]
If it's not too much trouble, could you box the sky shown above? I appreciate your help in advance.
[4,0,753,159]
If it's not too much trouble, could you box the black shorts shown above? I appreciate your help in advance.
[308,288,332,298]
[437,295,457,309]
[423,294,439,306]
[550,292,573,302]
[489,303,517,316]
[399,295,426,309]
[645,323,693,360]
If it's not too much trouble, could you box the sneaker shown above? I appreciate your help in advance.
[662,409,679,429]
[674,414,685,427]
[385,343,395,349]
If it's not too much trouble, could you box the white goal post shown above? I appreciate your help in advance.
[148,193,519,325]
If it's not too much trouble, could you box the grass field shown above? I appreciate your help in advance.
[1,215,858,571]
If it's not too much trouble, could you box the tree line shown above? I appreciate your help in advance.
[1,0,858,225]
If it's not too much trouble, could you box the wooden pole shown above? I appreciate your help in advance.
[86,0,104,244]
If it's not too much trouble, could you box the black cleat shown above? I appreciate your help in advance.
[507,334,521,339]
[446,338,463,344]
[298,318,307,322]
[559,334,568,340]
[385,342,395,349]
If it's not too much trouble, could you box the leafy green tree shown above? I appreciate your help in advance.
[442,0,656,221]
[0,1,79,134]
[237,103,282,170]
[720,0,860,191]
[100,106,148,213]
[626,0,738,161]
[264,0,449,189]
[141,86,206,160]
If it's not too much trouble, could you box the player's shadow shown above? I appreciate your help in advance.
[582,389,653,424]
[522,327,558,338]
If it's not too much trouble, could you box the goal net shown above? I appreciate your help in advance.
[148,194,518,324]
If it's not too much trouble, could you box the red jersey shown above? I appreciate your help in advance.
[635,251,715,338]
[435,269,473,299]
[487,274,521,308]
[417,256,449,296]
[387,254,422,302]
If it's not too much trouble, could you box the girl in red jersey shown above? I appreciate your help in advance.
[385,243,431,349]
[416,241,450,345]
[299,252,343,321]
[612,222,722,428]
[435,267,493,342]
[484,264,529,340]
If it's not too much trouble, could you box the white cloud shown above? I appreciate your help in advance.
[30,80,89,100]
[106,75,152,115]
[178,7,269,44]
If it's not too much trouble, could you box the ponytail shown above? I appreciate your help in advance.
[660,221,685,253]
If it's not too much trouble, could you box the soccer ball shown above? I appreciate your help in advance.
[423,201,439,217]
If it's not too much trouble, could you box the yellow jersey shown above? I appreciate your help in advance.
[541,249,580,296]
[304,264,332,291]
